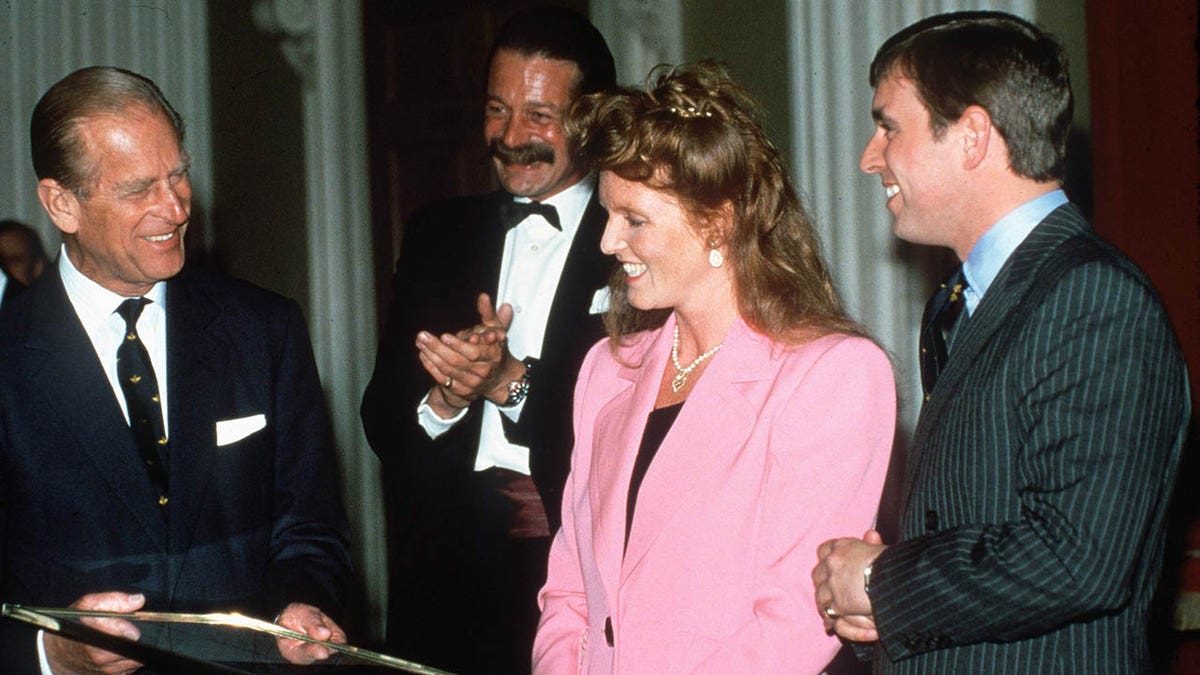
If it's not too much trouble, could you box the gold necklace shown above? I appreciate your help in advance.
[670,325,723,393]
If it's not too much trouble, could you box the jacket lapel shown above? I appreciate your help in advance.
[586,317,770,592]
[539,192,610,361]
[905,204,1090,504]
[588,324,666,601]
[25,269,167,550]
[163,273,230,559]
[620,319,767,582]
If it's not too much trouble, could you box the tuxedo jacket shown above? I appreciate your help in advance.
[868,204,1190,673]
[535,316,896,674]
[362,189,611,529]
[0,265,352,671]
[360,189,611,658]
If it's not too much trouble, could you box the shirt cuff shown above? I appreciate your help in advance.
[497,396,526,423]
[416,391,469,439]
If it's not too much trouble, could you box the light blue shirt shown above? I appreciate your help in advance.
[961,189,1068,315]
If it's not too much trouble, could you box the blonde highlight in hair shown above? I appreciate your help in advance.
[567,61,864,347]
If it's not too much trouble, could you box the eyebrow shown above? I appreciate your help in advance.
[114,177,156,196]
[114,155,191,195]
[871,108,895,127]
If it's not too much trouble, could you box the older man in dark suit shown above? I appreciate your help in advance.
[812,11,1189,673]
[360,7,615,674]
[0,66,351,673]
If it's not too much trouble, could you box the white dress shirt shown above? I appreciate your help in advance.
[38,246,169,672]
[58,244,170,433]
[416,176,595,475]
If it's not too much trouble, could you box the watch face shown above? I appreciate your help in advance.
[504,376,530,407]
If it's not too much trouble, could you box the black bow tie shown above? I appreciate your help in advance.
[500,200,561,231]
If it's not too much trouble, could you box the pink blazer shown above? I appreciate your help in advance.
[534,315,896,674]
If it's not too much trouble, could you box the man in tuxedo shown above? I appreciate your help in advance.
[812,11,1189,673]
[0,66,352,673]
[360,7,615,673]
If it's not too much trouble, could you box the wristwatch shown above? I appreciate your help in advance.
[500,357,537,407]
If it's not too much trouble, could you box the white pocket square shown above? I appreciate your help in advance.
[589,287,610,315]
[216,414,266,446]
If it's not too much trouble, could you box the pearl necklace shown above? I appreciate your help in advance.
[670,325,723,393]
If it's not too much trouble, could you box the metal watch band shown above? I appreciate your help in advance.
[500,357,537,407]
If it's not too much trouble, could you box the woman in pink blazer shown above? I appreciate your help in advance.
[533,62,896,674]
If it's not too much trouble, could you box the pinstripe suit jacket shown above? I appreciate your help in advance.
[868,204,1189,674]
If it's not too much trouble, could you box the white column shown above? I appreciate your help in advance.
[592,0,683,86]
[254,0,385,640]
[786,0,1033,432]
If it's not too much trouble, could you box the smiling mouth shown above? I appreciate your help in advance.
[144,232,175,243]
[622,262,647,278]
[885,184,900,199]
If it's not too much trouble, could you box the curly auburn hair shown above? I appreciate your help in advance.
[567,60,864,346]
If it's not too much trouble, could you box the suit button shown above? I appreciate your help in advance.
[604,617,613,646]
[924,510,939,531]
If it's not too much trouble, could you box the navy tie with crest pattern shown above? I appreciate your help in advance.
[919,267,968,400]
[116,298,170,508]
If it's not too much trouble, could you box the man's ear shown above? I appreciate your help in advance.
[959,105,992,171]
[37,178,81,235]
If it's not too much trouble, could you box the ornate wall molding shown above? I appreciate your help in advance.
[252,0,316,84]
[593,0,683,85]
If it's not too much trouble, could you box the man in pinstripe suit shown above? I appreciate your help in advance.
[812,11,1189,673]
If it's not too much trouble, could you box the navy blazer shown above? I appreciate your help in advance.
[868,204,1190,673]
[0,265,352,670]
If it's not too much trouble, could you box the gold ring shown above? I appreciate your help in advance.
[444,378,453,389]
[824,606,840,619]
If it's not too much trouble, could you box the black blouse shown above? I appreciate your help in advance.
[625,401,684,550]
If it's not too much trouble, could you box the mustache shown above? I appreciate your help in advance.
[489,138,555,165]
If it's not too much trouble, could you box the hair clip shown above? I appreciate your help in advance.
[669,105,713,119]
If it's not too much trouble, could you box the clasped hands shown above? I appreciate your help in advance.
[44,592,345,674]
[812,529,887,643]
[417,293,524,418]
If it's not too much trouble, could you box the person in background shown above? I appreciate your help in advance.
[0,263,16,310]
[360,7,616,673]
[812,12,1188,673]
[533,61,896,673]
[0,218,49,288]
[0,66,352,673]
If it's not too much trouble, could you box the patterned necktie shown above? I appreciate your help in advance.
[499,200,561,230]
[919,267,968,400]
[116,298,170,508]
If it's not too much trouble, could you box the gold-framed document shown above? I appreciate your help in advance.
[2,603,452,674]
